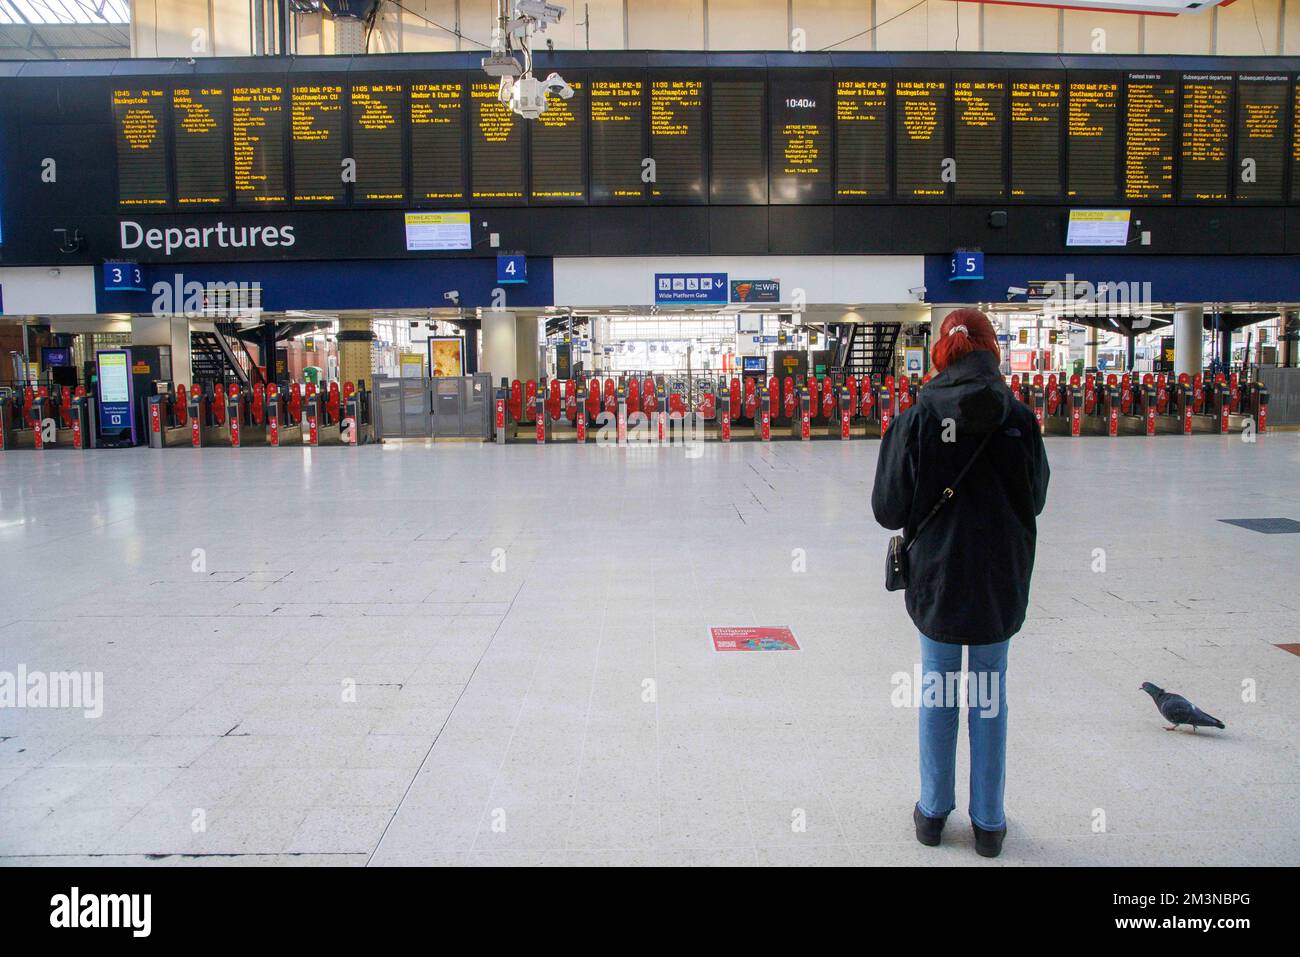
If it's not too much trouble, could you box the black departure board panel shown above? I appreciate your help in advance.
[770,78,832,204]
[590,77,645,203]
[1010,76,1061,199]
[232,84,287,206]
[649,76,705,202]
[1124,72,1176,202]
[291,84,345,205]
[1293,78,1300,203]
[1234,74,1288,203]
[895,76,949,200]
[172,86,228,206]
[952,75,1005,200]
[470,81,525,201]
[1180,73,1233,202]
[1066,76,1119,201]
[711,79,766,204]
[351,82,405,204]
[835,76,889,200]
[531,80,586,203]
[410,81,465,203]
[114,87,169,208]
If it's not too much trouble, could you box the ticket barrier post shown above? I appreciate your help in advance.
[1125,383,1157,436]
[494,383,510,445]
[226,383,271,448]
[615,385,628,445]
[1249,383,1269,433]
[534,380,550,445]
[1027,384,1044,431]
[189,384,230,447]
[716,381,730,443]
[147,385,192,449]
[1210,381,1232,434]
[1154,381,1193,435]
[837,385,852,440]
[879,380,894,436]
[797,387,812,441]
[755,384,771,442]
[267,384,305,447]
[574,384,587,444]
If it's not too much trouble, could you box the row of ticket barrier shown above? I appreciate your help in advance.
[0,385,97,450]
[494,369,1270,444]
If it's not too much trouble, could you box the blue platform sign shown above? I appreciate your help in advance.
[655,272,728,305]
[949,250,984,281]
[104,260,145,292]
[497,254,527,285]
[95,349,137,444]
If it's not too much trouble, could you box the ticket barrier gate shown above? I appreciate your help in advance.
[1247,381,1269,433]
[0,386,96,451]
[225,383,267,448]
[147,384,193,448]
[1151,377,1194,435]
[304,381,371,446]
[1042,375,1083,437]
[1080,376,1121,436]
[187,383,233,447]
[1117,376,1157,436]
[266,383,305,447]
[1025,376,1046,432]
[0,387,49,450]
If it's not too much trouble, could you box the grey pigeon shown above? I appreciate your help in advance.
[1140,682,1225,732]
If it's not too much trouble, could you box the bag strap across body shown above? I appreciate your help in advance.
[905,430,995,552]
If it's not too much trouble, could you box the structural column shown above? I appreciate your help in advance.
[337,316,373,385]
[481,309,517,385]
[1173,304,1204,377]
[131,316,192,384]
[515,313,539,383]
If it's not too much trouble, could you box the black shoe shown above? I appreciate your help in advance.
[972,822,1007,858]
[913,803,947,847]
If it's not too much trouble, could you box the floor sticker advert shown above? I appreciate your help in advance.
[710,626,800,652]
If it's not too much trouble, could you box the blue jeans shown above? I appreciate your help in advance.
[917,633,1010,831]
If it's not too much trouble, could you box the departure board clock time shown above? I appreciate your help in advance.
[291,84,345,205]
[232,84,287,206]
[1233,74,1287,203]
[895,77,948,200]
[711,79,766,203]
[470,81,525,201]
[590,77,645,203]
[835,76,889,200]
[410,81,465,203]
[1066,77,1119,201]
[114,88,169,208]
[649,76,705,202]
[1009,76,1062,199]
[351,82,406,204]
[770,78,833,204]
[172,86,228,206]
[1180,73,1232,202]
[1124,73,1176,202]
[531,79,586,203]
[952,75,1005,200]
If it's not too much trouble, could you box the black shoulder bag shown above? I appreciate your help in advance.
[885,431,995,592]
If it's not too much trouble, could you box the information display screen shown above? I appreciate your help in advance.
[351,82,406,204]
[1294,78,1300,203]
[589,76,645,203]
[172,86,228,206]
[649,76,705,202]
[470,81,525,201]
[1180,73,1233,202]
[1233,74,1287,203]
[952,74,1005,200]
[410,81,465,203]
[711,79,766,203]
[232,84,287,205]
[1066,76,1119,201]
[894,76,948,200]
[291,84,346,205]
[1124,72,1176,202]
[770,77,833,204]
[531,80,586,203]
[1009,76,1062,199]
[114,87,169,208]
[835,76,889,200]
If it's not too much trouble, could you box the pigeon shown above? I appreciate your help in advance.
[1140,682,1225,732]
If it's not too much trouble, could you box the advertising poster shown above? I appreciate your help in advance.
[428,336,465,377]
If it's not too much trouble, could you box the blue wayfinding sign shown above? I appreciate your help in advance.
[104,261,145,292]
[949,250,984,281]
[497,254,527,284]
[95,349,137,445]
[655,272,728,305]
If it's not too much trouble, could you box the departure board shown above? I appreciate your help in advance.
[113,88,169,208]
[232,85,287,206]
[770,78,833,204]
[1234,74,1287,203]
[1010,77,1061,198]
[835,77,889,200]
[410,81,465,203]
[1180,74,1232,202]
[1294,79,1300,203]
[1124,73,1176,202]
[895,77,948,199]
[470,81,525,201]
[291,84,345,205]
[1066,77,1119,201]
[531,80,586,203]
[590,77,645,203]
[351,82,405,204]
[952,76,1005,199]
[649,77,705,202]
[172,87,227,206]
[711,79,766,203]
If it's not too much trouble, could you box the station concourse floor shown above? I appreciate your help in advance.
[1,434,1297,868]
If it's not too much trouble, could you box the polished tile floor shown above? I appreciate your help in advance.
[1,434,1297,866]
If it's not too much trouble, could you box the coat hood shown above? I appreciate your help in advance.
[917,350,1011,433]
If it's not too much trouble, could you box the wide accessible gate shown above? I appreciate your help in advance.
[375,373,492,439]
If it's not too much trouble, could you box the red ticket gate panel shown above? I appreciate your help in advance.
[1010,374,1021,403]
[565,382,578,422]
[509,380,522,422]
[585,381,601,422]
[860,383,875,418]
[729,378,741,421]
[767,377,779,419]
[699,388,715,419]
[523,379,537,422]
[604,378,616,416]
[820,378,834,419]
[547,380,562,421]
[495,396,507,434]
[783,377,796,419]
[880,383,893,434]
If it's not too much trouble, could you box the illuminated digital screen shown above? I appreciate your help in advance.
[1233,74,1287,203]
[711,79,766,203]
[895,76,949,200]
[410,81,465,203]
[770,77,833,204]
[531,80,586,202]
[835,76,889,200]
[952,75,1005,200]
[351,82,406,204]
[172,86,228,206]
[470,81,525,201]
[1180,73,1233,202]
[1066,77,1119,201]
[292,84,346,205]
[1010,76,1061,199]
[114,88,169,208]
[1124,73,1176,202]
[590,76,645,203]
[232,84,287,205]
[649,76,705,202]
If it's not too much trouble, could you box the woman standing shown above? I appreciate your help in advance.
[872,308,1050,858]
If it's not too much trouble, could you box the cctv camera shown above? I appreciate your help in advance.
[909,285,927,301]
[1006,286,1029,301]
[543,72,573,99]
[444,291,461,303]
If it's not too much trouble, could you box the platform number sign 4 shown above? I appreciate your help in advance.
[949,250,984,282]
[104,260,144,292]
[497,254,526,285]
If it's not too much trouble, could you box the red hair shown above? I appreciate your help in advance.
[931,308,1001,373]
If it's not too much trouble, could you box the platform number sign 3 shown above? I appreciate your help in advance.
[104,261,144,292]
[497,255,527,285]
[949,250,983,282]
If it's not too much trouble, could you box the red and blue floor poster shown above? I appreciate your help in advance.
[710,626,800,652]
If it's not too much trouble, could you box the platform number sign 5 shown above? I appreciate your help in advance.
[104,261,144,292]
[497,255,526,285]
[949,251,983,282]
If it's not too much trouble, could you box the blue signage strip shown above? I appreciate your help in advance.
[95,349,136,444]
[104,260,145,292]
[497,254,527,285]
[949,250,984,281]
[655,272,728,305]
